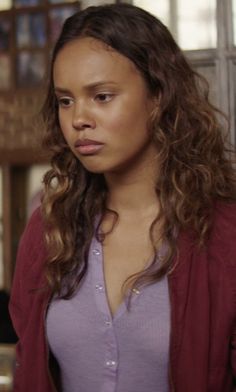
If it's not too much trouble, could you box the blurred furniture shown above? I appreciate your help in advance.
[0,0,79,291]
[0,344,15,392]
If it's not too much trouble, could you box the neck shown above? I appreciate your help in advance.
[104,160,160,219]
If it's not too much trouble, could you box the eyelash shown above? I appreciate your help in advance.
[94,93,114,103]
[57,97,73,107]
[56,93,114,108]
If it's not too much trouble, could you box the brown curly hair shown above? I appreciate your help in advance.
[42,3,236,298]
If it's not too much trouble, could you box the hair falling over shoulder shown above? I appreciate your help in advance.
[41,3,236,298]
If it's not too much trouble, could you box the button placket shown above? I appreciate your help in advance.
[90,237,118,389]
[105,360,117,367]
[92,248,101,256]
[95,284,104,292]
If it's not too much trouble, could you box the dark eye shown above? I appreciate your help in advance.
[95,93,113,103]
[57,97,74,107]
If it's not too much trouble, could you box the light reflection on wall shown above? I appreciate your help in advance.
[133,0,170,27]
[0,0,12,11]
[133,0,216,50]
[27,165,49,219]
[177,0,216,50]
[80,0,115,8]
[233,0,236,45]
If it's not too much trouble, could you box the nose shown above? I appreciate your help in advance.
[72,102,96,131]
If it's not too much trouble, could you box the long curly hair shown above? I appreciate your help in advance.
[42,3,236,298]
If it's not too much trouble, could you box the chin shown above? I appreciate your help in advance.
[79,162,108,174]
[77,156,126,175]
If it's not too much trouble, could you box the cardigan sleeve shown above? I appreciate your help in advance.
[10,208,47,336]
[224,206,236,384]
[230,286,236,387]
[9,207,48,386]
[215,203,236,385]
[231,329,236,389]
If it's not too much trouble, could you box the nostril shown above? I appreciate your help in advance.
[73,122,92,130]
[72,119,96,130]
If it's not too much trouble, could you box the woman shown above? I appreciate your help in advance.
[10,3,236,392]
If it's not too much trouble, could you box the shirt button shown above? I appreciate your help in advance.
[95,284,103,291]
[132,288,140,295]
[105,320,111,326]
[106,360,116,367]
[92,249,100,256]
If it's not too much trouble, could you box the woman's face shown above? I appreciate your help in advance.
[53,37,157,175]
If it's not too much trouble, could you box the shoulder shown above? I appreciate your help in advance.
[15,207,48,284]
[212,201,236,239]
[209,201,236,266]
[213,200,236,224]
[10,208,49,337]
[21,207,45,245]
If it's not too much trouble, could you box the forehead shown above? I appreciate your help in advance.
[53,37,141,87]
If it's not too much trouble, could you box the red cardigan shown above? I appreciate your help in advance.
[9,202,236,391]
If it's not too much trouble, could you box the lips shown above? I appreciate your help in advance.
[74,138,104,155]
[74,138,103,147]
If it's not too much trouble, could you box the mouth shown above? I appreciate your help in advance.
[74,138,104,155]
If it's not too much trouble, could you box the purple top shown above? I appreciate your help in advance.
[46,236,170,392]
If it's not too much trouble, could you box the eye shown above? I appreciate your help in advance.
[95,93,114,103]
[57,96,74,108]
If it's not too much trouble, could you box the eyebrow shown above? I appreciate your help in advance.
[54,81,118,94]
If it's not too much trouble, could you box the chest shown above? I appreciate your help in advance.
[46,254,171,392]
[101,225,157,316]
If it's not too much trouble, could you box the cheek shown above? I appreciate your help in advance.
[119,99,150,130]
[112,109,150,143]
[106,108,139,132]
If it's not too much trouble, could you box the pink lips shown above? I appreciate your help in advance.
[74,138,104,155]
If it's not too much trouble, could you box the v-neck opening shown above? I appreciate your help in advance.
[90,236,141,322]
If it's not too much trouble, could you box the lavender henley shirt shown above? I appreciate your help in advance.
[46,236,170,392]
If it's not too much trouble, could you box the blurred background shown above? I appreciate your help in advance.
[0,0,235,389]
